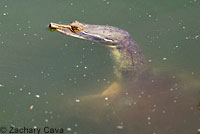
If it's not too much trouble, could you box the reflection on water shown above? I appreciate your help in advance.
[0,0,200,134]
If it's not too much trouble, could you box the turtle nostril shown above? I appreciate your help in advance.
[48,23,56,32]
[49,24,52,28]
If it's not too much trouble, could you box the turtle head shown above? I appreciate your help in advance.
[49,21,129,48]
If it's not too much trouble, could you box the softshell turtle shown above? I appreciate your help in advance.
[49,21,200,134]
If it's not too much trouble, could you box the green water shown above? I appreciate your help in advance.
[0,0,200,134]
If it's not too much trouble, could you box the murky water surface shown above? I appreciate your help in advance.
[0,0,200,134]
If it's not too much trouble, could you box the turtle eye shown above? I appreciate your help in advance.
[70,26,80,33]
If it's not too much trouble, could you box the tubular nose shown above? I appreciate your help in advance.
[49,23,56,28]
[48,23,57,32]
[49,23,59,29]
